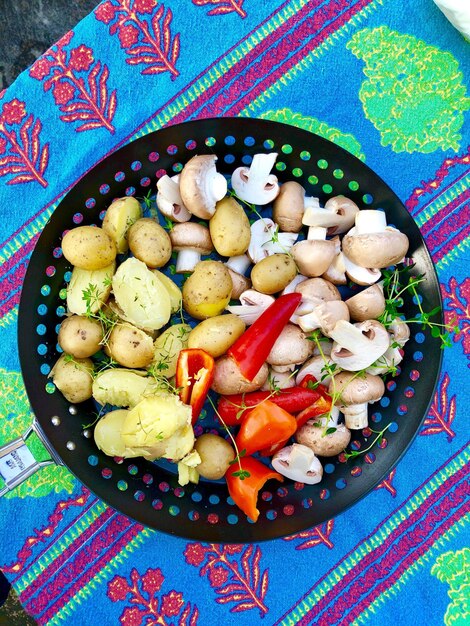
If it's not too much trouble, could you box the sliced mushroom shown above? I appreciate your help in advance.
[295,278,341,318]
[297,300,350,335]
[179,155,227,220]
[225,254,251,276]
[231,153,280,205]
[291,227,337,277]
[342,210,409,268]
[322,250,347,285]
[345,284,386,322]
[226,289,275,325]
[156,175,191,223]
[272,181,306,232]
[271,444,323,484]
[329,319,390,371]
[295,416,351,457]
[281,273,308,295]
[329,370,385,429]
[296,353,336,387]
[169,222,214,273]
[247,218,298,263]
[302,195,360,235]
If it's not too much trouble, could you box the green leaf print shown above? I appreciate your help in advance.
[347,26,470,153]
[0,368,76,498]
[431,548,470,626]
[255,108,366,161]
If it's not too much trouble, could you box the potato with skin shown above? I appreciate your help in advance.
[67,262,115,315]
[50,354,94,403]
[107,323,154,368]
[188,314,246,358]
[102,197,143,254]
[182,260,233,320]
[194,433,235,480]
[62,226,117,270]
[251,253,297,294]
[128,218,172,268]
[209,196,251,257]
[151,323,191,378]
[211,355,269,395]
[58,315,104,358]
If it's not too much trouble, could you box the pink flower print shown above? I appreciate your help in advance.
[0,137,7,153]
[95,1,117,24]
[225,544,244,554]
[120,606,146,626]
[209,566,229,587]
[133,0,157,14]
[161,591,184,616]
[108,575,132,601]
[141,568,164,594]
[30,58,54,80]
[184,542,209,566]
[1,99,26,125]
[56,30,74,50]
[69,45,94,71]
[118,24,139,48]
[52,81,75,105]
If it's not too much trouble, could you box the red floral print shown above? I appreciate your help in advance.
[1,99,26,125]
[141,568,164,594]
[120,606,146,626]
[69,45,94,71]
[184,542,210,566]
[0,137,7,153]
[161,591,184,616]
[133,0,157,13]
[108,575,132,601]
[95,1,117,23]
[118,24,139,47]
[29,58,54,80]
[52,81,75,105]
[208,566,229,586]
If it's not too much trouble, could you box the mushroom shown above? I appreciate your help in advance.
[366,318,410,376]
[296,354,336,387]
[211,355,268,395]
[271,444,323,484]
[226,289,275,325]
[297,300,350,335]
[261,367,296,391]
[156,175,191,223]
[226,268,251,299]
[342,210,410,268]
[281,273,308,295]
[266,324,315,369]
[389,317,410,347]
[302,195,360,235]
[169,222,214,273]
[294,278,342,321]
[345,284,386,322]
[272,181,306,232]
[291,227,337,277]
[329,319,390,371]
[329,370,385,429]
[231,153,280,205]
[295,414,351,457]
[322,250,347,285]
[343,253,381,286]
[225,254,251,276]
[247,218,298,263]
[179,155,227,220]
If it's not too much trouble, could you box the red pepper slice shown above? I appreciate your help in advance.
[227,293,301,381]
[175,349,214,424]
[299,373,331,400]
[216,386,322,426]
[235,399,297,457]
[225,456,283,522]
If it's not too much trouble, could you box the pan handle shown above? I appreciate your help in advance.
[0,418,63,497]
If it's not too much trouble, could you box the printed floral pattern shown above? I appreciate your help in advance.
[29,31,116,133]
[431,548,470,626]
[192,0,247,19]
[283,520,335,550]
[442,277,470,366]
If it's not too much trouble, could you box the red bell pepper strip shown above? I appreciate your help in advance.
[235,399,297,457]
[227,293,301,382]
[175,349,214,424]
[299,373,331,400]
[225,456,283,522]
[216,386,323,426]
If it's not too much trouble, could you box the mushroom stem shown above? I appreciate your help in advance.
[355,210,387,235]
[307,226,328,240]
[157,174,183,206]
[175,249,201,273]
[225,254,251,275]
[342,403,369,429]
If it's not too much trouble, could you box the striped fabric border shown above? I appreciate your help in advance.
[276,442,470,625]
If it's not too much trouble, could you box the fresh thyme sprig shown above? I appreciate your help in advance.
[343,423,392,460]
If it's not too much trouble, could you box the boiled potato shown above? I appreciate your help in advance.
[50,354,93,403]
[128,218,172,268]
[62,226,116,270]
[107,323,154,368]
[92,368,161,407]
[182,260,233,320]
[94,409,133,457]
[112,257,171,331]
[188,314,245,358]
[209,196,251,257]
[102,197,142,254]
[251,253,297,294]
[194,433,235,480]
[58,315,103,358]
[67,262,115,315]
[151,323,191,378]
[152,270,182,313]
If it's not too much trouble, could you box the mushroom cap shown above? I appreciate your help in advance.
[169,222,214,254]
[267,324,314,367]
[179,155,227,220]
[226,267,252,300]
[295,277,341,305]
[343,253,382,286]
[323,196,360,235]
[211,355,268,395]
[322,250,347,285]
[342,228,409,268]
[329,319,390,371]
[272,181,306,232]
[295,420,351,457]
[156,175,191,223]
[296,354,335,387]
[292,239,337,277]
[389,317,411,347]
[271,444,323,484]
[345,284,386,322]
[329,370,385,406]
[297,300,350,336]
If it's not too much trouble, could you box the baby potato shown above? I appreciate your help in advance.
[102,197,142,254]
[194,433,235,480]
[182,260,233,320]
[209,196,251,257]
[151,323,191,378]
[188,314,245,358]
[251,253,297,294]
[67,262,115,315]
[94,409,132,458]
[58,315,103,358]
[92,368,161,407]
[50,354,94,403]
[62,226,117,270]
[128,218,172,268]
[107,323,154,368]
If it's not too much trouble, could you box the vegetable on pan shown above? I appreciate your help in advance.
[227,292,301,382]
[225,456,283,522]
[176,349,215,424]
